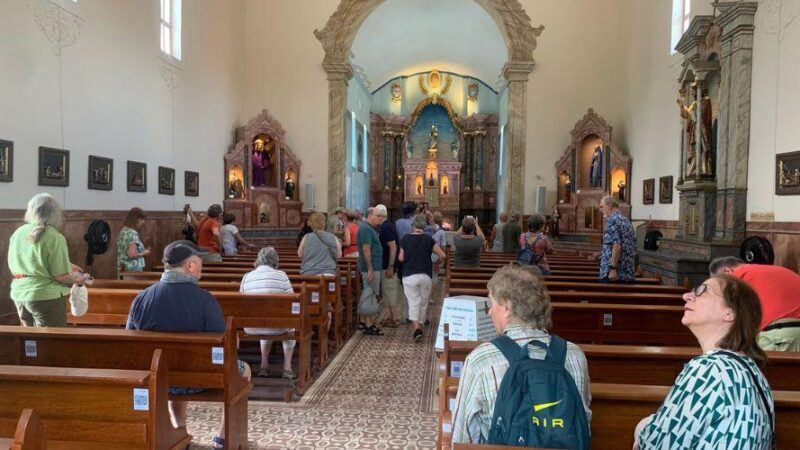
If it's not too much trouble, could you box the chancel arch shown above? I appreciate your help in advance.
[315,0,544,214]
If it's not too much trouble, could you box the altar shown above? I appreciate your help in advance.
[403,125,462,217]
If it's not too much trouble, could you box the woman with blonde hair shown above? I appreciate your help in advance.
[117,207,150,273]
[7,193,90,326]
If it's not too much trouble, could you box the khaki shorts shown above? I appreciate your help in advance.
[757,319,800,352]
[14,297,67,327]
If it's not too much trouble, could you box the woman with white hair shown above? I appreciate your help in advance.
[240,246,297,379]
[7,193,90,326]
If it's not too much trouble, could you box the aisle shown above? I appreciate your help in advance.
[186,315,441,449]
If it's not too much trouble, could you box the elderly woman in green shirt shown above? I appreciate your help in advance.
[7,193,90,327]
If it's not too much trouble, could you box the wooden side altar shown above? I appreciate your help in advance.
[223,109,303,229]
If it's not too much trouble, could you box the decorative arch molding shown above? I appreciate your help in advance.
[315,0,543,212]
[406,96,463,134]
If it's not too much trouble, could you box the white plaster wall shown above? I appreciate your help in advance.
[518,0,635,213]
[0,0,244,211]
[625,0,800,222]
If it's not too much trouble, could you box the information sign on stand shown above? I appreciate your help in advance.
[435,295,495,351]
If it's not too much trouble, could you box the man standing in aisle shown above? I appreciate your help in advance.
[358,206,385,336]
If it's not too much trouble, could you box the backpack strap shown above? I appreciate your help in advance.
[491,335,527,363]
[545,334,568,365]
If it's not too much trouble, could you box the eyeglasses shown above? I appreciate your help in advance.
[691,283,710,297]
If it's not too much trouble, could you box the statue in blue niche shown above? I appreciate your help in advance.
[589,145,603,188]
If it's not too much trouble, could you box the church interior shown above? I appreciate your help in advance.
[1,0,800,448]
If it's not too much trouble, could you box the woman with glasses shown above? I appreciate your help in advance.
[634,274,775,449]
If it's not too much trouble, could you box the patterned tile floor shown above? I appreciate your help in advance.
[186,319,440,449]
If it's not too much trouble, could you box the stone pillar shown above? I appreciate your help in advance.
[714,2,757,243]
[694,81,703,179]
[395,135,404,190]
[502,61,535,214]
[322,63,352,212]
[475,131,485,190]
[464,135,473,190]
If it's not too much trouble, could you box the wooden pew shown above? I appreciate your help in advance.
[447,287,684,306]
[0,350,191,450]
[67,287,313,394]
[448,278,686,295]
[0,409,45,450]
[448,270,662,285]
[0,321,250,448]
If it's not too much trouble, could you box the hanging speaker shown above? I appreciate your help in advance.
[535,186,547,214]
[303,183,315,211]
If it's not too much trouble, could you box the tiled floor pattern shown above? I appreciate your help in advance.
[186,310,441,449]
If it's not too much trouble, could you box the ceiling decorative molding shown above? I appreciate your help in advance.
[32,0,83,55]
[759,0,800,42]
[158,58,183,91]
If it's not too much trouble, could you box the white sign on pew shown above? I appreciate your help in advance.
[434,295,494,351]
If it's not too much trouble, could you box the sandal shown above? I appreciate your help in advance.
[282,369,297,379]
[256,368,270,378]
[212,436,225,449]
[367,325,385,336]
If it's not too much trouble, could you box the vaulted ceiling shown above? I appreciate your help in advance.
[350,0,507,90]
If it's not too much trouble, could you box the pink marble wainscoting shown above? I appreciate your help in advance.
[0,209,185,317]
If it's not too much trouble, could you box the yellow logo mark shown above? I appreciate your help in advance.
[533,400,561,412]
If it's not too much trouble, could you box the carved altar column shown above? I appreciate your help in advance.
[322,63,352,211]
[475,131,485,190]
[714,1,757,244]
[463,135,473,190]
[394,134,404,190]
[502,61,535,214]
[382,132,393,189]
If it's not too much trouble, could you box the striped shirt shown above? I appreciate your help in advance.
[451,325,592,444]
[636,351,774,449]
[240,265,293,335]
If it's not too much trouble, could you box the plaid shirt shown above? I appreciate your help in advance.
[451,324,592,444]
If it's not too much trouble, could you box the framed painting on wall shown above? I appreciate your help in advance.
[0,139,12,182]
[643,178,655,205]
[127,161,146,192]
[88,155,113,191]
[659,176,674,204]
[776,150,800,195]
[158,166,175,195]
[38,147,70,187]
[185,171,199,197]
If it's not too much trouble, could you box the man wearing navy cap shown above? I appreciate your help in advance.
[126,240,249,447]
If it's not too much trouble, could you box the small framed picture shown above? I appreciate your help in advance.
[643,178,655,205]
[127,161,147,192]
[0,139,12,182]
[659,176,674,204]
[158,166,175,195]
[185,171,199,197]
[776,150,800,195]
[38,147,70,187]
[88,155,113,191]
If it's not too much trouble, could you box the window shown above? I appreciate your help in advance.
[670,0,691,54]
[160,0,182,60]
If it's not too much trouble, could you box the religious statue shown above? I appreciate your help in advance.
[252,136,275,187]
[589,146,603,188]
[617,179,626,202]
[699,91,713,176]
[443,183,448,195]
[552,205,561,237]
[429,125,438,150]
[428,173,435,187]
[284,173,295,200]
[228,175,244,199]
[564,175,572,203]
[416,180,422,195]
[678,87,698,177]
[450,139,459,159]
[406,141,413,159]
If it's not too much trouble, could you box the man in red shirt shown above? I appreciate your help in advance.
[710,256,800,351]
[197,204,224,262]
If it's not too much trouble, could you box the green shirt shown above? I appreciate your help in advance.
[7,224,72,301]
[357,222,382,273]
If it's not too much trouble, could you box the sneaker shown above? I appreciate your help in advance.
[358,321,367,331]
[413,329,423,342]
[367,325,385,336]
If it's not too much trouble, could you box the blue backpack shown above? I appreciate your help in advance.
[487,335,590,449]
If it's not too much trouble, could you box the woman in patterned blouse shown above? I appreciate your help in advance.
[634,274,775,449]
[116,207,150,274]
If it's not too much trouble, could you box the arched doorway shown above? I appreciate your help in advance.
[315,0,543,213]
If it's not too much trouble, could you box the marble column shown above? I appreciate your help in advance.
[322,63,352,212]
[475,131,485,190]
[464,135,473,190]
[394,135,403,190]
[502,61,535,214]
[714,2,757,243]
[382,132,392,189]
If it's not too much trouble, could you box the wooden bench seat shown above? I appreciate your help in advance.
[447,287,683,306]
[447,278,686,295]
[0,409,45,450]
[0,350,191,450]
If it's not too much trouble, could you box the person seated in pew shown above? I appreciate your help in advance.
[298,211,341,276]
[452,265,591,444]
[452,216,485,268]
[240,246,296,379]
[710,256,800,352]
[8,193,91,327]
[634,275,775,450]
[126,239,251,450]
